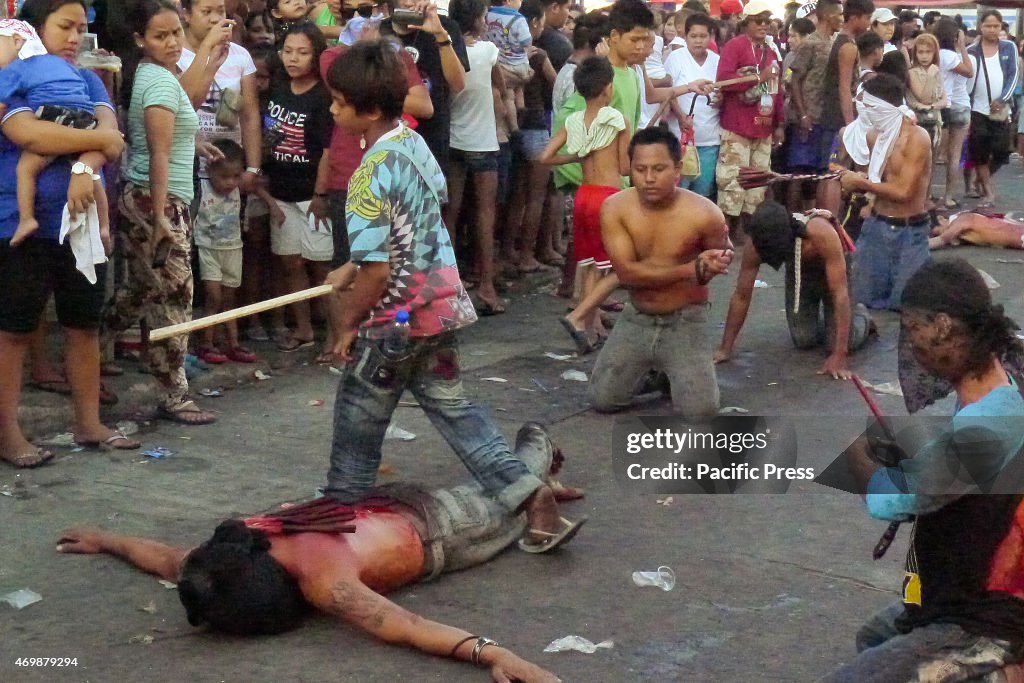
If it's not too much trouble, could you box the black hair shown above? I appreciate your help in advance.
[748,200,803,271]
[979,9,1003,27]
[898,10,919,23]
[628,126,681,165]
[816,0,841,18]
[862,72,904,106]
[281,20,328,77]
[844,0,874,22]
[178,520,309,635]
[685,12,716,36]
[902,259,1024,380]
[520,0,545,24]
[572,12,610,50]
[856,30,884,58]
[788,17,814,38]
[126,0,181,37]
[683,0,705,13]
[608,0,654,36]
[450,0,488,36]
[245,9,275,32]
[16,0,85,30]
[877,50,909,85]
[934,17,959,52]
[923,10,941,27]
[573,56,614,99]
[209,139,245,170]
[327,40,407,119]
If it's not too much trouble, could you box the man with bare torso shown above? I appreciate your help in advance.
[930,212,1024,251]
[715,201,873,381]
[55,423,573,683]
[590,127,733,418]
[838,73,932,311]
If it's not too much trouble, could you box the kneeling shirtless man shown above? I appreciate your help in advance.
[590,127,733,418]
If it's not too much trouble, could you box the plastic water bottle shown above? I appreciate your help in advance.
[381,309,411,358]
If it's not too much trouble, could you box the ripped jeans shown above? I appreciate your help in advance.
[325,332,544,512]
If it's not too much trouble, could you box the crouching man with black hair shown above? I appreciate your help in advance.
[55,424,575,683]
[715,200,874,380]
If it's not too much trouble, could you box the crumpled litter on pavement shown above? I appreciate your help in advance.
[561,370,588,382]
[543,636,614,654]
[1,588,42,609]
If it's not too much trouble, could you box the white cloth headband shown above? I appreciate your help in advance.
[842,91,915,183]
[0,19,49,59]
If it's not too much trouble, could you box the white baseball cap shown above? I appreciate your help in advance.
[872,8,897,24]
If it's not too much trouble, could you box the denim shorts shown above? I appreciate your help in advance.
[941,105,971,129]
[519,128,550,161]
[450,148,499,173]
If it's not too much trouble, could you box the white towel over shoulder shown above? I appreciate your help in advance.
[59,202,107,284]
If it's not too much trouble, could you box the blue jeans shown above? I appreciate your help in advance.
[678,145,719,198]
[325,333,545,511]
[851,215,931,311]
[823,602,1024,682]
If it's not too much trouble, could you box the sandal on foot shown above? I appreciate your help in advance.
[197,347,228,364]
[518,516,587,554]
[944,199,961,209]
[2,447,54,468]
[226,346,258,363]
[476,299,507,316]
[600,301,625,313]
[77,430,141,450]
[100,362,125,377]
[156,400,217,426]
[315,350,336,365]
[560,317,595,355]
[30,379,71,395]
[277,337,315,353]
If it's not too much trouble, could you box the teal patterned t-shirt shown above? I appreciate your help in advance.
[346,124,477,338]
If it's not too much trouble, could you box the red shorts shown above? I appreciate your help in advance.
[573,184,618,269]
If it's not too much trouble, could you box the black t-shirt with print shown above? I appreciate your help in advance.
[895,494,1024,644]
[264,80,333,202]
[379,16,470,168]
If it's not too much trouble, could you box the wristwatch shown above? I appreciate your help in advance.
[71,161,100,180]
[245,166,262,176]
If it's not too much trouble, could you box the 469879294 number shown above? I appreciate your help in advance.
[15,658,78,667]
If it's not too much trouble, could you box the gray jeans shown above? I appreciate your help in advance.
[589,303,719,419]
[823,602,1023,683]
[785,256,872,352]
[383,424,555,580]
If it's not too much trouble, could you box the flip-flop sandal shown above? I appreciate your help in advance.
[197,347,228,364]
[559,317,594,355]
[2,447,54,468]
[315,351,336,365]
[226,346,258,363]
[277,337,315,353]
[518,516,588,554]
[100,362,125,377]
[156,400,217,425]
[77,430,141,451]
[476,299,507,316]
[944,199,961,209]
[600,301,625,313]
[30,379,71,395]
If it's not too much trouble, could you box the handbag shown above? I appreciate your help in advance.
[976,50,1012,123]
[679,94,705,179]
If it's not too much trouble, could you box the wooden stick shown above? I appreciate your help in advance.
[645,75,760,129]
[149,284,334,342]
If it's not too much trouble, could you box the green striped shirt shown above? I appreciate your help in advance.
[124,63,198,204]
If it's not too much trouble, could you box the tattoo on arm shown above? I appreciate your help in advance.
[329,580,389,630]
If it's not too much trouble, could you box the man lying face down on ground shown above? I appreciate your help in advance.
[56,424,581,683]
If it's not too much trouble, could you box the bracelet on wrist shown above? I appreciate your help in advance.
[470,637,499,667]
[449,635,478,659]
